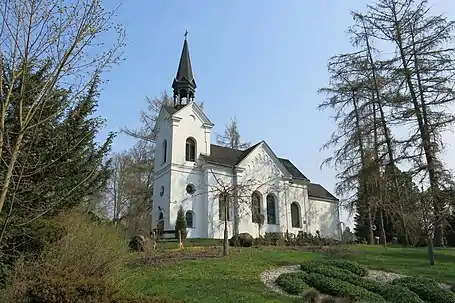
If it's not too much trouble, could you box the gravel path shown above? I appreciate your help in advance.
[260,265,300,297]
[260,266,453,297]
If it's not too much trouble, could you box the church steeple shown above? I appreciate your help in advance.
[172,32,196,107]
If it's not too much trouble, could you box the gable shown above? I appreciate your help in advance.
[200,142,309,183]
[237,141,292,179]
[163,102,213,128]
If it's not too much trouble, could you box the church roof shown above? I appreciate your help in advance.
[201,143,259,168]
[307,183,339,201]
[163,104,184,115]
[201,144,338,202]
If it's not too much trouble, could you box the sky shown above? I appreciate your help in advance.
[96,0,455,228]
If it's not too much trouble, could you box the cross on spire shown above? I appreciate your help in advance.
[184,30,188,40]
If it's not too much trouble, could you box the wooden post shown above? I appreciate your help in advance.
[178,230,183,249]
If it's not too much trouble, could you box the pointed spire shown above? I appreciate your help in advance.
[172,32,196,107]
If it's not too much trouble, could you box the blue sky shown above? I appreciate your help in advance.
[97,1,455,227]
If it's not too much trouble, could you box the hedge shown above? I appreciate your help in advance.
[391,276,455,303]
[299,260,423,302]
[325,260,369,277]
[303,272,387,302]
[274,272,310,295]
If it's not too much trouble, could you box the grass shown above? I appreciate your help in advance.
[120,245,455,303]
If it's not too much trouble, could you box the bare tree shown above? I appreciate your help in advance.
[362,0,455,247]
[318,52,378,245]
[215,116,251,236]
[204,167,287,256]
[0,0,125,215]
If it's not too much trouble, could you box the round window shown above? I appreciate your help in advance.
[186,184,196,195]
[159,185,164,197]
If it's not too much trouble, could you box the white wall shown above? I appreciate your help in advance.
[170,103,211,166]
[205,165,235,238]
[169,165,206,238]
[307,198,340,239]
[152,103,340,240]
[154,102,213,238]
[152,109,173,230]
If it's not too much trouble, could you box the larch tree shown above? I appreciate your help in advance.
[362,0,455,249]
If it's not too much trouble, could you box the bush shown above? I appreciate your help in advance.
[175,206,187,240]
[275,272,310,295]
[299,260,422,302]
[229,233,253,247]
[2,217,67,264]
[325,260,368,277]
[391,276,455,303]
[0,210,167,303]
[264,232,284,246]
[303,272,386,302]
[300,260,368,277]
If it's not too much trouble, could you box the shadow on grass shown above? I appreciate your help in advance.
[321,245,455,283]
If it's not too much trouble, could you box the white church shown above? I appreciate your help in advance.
[152,37,340,240]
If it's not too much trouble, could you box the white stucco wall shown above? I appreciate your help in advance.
[170,103,212,166]
[307,197,340,239]
[152,103,340,240]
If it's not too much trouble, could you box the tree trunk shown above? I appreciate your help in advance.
[360,17,408,246]
[379,209,386,246]
[393,10,443,248]
[352,91,374,245]
[427,236,435,265]
[223,202,229,256]
[0,132,25,215]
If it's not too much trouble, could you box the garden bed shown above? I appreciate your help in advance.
[268,260,455,302]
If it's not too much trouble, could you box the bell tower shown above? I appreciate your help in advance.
[172,32,196,107]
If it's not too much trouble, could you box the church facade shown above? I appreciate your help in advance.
[152,37,340,240]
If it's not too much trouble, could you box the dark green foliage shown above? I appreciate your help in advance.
[304,272,386,302]
[229,233,253,247]
[446,215,455,247]
[174,206,187,240]
[391,276,455,303]
[2,71,114,218]
[274,272,310,295]
[2,218,67,265]
[300,261,422,302]
[325,260,368,277]
[300,260,423,303]
[264,232,283,245]
[378,283,424,303]
[300,260,368,277]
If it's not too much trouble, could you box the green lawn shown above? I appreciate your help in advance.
[120,245,455,303]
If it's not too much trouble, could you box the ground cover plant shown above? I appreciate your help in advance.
[120,245,455,303]
[275,259,455,302]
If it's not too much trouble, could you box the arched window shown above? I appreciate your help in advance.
[185,137,196,162]
[251,191,262,223]
[185,211,194,228]
[162,139,167,163]
[219,193,231,221]
[266,194,277,225]
[291,202,301,228]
